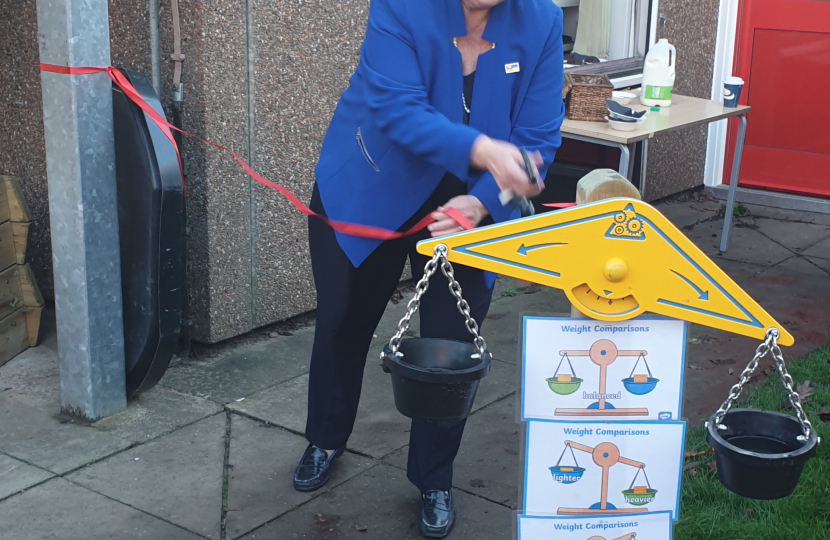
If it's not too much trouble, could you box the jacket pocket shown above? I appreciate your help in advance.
[356,127,380,172]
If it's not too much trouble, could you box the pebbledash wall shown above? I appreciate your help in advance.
[0,0,719,343]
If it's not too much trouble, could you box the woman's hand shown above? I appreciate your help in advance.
[470,135,544,199]
[428,195,488,237]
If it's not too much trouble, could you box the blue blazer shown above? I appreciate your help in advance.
[315,0,565,273]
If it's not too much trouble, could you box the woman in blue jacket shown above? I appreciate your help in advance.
[294,0,564,536]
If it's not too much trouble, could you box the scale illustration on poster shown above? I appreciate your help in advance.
[522,317,686,422]
[554,440,656,514]
[523,420,685,520]
[550,342,652,416]
[517,511,674,540]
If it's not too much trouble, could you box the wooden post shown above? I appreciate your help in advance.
[570,169,641,318]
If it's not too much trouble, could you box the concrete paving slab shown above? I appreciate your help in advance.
[237,463,513,540]
[682,321,764,424]
[684,219,794,266]
[0,395,132,475]
[225,415,377,539]
[680,256,830,423]
[0,309,61,411]
[229,358,517,459]
[0,453,53,501]
[159,328,314,404]
[752,256,830,353]
[68,413,226,540]
[486,286,570,365]
[751,218,830,252]
[0,478,202,540]
[227,374,308,433]
[807,256,830,274]
[655,200,722,229]
[492,276,524,300]
[803,236,830,260]
[740,204,830,226]
[385,397,521,510]
[92,385,223,442]
[169,287,417,408]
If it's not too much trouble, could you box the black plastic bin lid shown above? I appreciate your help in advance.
[112,68,189,397]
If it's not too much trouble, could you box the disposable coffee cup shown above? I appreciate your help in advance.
[723,76,744,107]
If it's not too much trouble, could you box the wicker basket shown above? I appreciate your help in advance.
[563,73,613,122]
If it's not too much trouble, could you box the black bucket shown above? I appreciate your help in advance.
[707,409,818,500]
[382,338,491,422]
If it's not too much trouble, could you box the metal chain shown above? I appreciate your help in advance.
[387,250,441,356]
[769,332,813,440]
[440,255,488,356]
[386,244,488,358]
[714,328,812,440]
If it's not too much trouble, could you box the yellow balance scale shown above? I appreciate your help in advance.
[416,199,793,346]
[414,198,820,502]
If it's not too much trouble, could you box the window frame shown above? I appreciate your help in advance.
[559,0,659,88]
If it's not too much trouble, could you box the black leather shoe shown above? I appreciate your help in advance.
[419,490,456,538]
[293,444,345,492]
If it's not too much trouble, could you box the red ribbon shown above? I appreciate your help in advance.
[40,63,474,241]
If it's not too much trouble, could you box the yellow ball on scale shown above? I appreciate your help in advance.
[603,258,629,283]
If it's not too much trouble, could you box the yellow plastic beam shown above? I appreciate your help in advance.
[417,198,793,346]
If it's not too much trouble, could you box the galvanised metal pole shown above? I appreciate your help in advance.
[36,0,127,419]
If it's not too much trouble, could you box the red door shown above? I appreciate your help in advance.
[725,0,830,198]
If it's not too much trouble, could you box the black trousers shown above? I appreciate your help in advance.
[305,178,494,492]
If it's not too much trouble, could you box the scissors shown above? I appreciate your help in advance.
[497,147,538,217]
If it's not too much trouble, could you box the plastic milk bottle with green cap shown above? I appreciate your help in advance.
[640,39,676,107]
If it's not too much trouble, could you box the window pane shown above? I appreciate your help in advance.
[557,0,651,80]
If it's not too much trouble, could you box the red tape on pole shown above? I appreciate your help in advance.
[40,63,474,241]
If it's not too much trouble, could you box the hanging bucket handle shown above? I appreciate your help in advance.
[555,442,580,468]
[628,466,651,490]
[554,353,577,378]
[387,244,489,358]
[713,328,813,441]
[627,353,653,379]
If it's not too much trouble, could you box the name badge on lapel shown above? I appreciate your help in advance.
[504,62,520,74]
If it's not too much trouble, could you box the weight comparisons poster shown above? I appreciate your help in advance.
[518,511,674,540]
[521,317,687,422]
[522,420,686,520]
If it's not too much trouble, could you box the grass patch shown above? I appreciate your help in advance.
[718,203,751,219]
[677,343,830,540]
